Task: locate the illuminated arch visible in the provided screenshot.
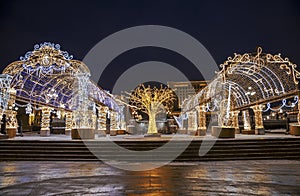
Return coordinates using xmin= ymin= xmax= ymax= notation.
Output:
xmin=2 ymin=42 xmax=118 ymax=111
xmin=183 ymin=47 xmax=300 ymax=113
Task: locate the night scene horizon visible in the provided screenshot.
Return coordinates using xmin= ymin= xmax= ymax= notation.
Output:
xmin=1 ymin=0 xmax=300 ymax=91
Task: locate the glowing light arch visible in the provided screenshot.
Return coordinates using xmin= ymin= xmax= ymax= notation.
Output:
xmin=182 ymin=47 xmax=300 ymax=131
xmin=2 ymin=42 xmax=119 ymax=112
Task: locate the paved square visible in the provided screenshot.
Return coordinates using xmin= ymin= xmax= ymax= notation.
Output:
xmin=0 ymin=160 xmax=299 ymax=195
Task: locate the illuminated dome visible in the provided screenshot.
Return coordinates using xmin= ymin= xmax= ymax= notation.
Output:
xmin=2 ymin=42 xmax=118 ymax=111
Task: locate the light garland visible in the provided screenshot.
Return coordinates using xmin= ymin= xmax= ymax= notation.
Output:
xmin=262 ymin=96 xmax=298 ymax=112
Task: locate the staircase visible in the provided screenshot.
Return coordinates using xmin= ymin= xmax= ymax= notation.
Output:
xmin=0 ymin=138 xmax=300 ymax=161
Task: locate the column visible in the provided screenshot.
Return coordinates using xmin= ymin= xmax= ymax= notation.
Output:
xmin=196 ymin=105 xmax=206 ymax=136
xmin=242 ymin=110 xmax=252 ymax=134
xmin=65 ymin=111 xmax=72 ymax=135
xmin=230 ymin=110 xmax=240 ymax=134
xmin=118 ymin=105 xmax=126 ymax=131
xmin=97 ymin=105 xmax=107 ymax=134
xmin=251 ymin=105 xmax=265 ymax=135
xmin=40 ymin=107 xmax=51 ymax=136
xmin=187 ymin=110 xmax=197 ymax=135
xmin=71 ymin=73 xmax=95 ymax=139
xmin=109 ymin=110 xmax=118 ymax=136
xmin=5 ymin=88 xmax=17 ymax=138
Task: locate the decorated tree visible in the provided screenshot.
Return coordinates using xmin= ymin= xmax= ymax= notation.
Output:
xmin=126 ymin=84 xmax=176 ymax=134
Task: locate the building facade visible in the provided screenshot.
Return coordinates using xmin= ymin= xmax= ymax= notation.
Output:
xmin=167 ymin=81 xmax=208 ymax=109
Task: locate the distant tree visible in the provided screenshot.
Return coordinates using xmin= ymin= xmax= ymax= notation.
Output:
xmin=126 ymin=84 xmax=175 ymax=134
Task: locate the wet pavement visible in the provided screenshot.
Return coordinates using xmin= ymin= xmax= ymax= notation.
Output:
xmin=8 ymin=130 xmax=298 ymax=142
xmin=0 ymin=160 xmax=299 ymax=195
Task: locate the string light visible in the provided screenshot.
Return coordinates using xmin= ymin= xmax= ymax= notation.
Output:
xmin=125 ymin=84 xmax=175 ymax=134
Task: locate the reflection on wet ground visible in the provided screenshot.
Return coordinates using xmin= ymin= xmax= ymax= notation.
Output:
xmin=0 ymin=160 xmax=299 ymax=195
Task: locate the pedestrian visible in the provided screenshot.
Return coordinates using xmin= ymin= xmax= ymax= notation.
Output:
xmin=285 ymin=113 xmax=290 ymax=134
xmin=1 ymin=114 xmax=7 ymax=134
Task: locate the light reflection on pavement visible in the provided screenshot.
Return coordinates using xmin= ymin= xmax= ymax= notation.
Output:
xmin=0 ymin=160 xmax=299 ymax=195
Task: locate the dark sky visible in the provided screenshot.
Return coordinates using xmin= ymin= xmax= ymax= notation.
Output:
xmin=0 ymin=0 xmax=300 ymax=91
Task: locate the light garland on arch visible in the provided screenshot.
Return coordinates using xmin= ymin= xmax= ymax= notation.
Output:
xmin=262 ymin=96 xmax=298 ymax=112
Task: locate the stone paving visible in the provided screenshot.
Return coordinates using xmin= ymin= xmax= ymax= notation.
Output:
xmin=0 ymin=160 xmax=299 ymax=195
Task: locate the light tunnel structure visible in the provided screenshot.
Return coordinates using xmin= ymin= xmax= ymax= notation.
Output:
xmin=181 ymin=47 xmax=300 ymax=134
xmin=0 ymin=42 xmax=122 ymax=138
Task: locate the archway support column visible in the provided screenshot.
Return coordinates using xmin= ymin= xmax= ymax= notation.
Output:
xmin=65 ymin=111 xmax=72 ymax=135
xmin=230 ymin=110 xmax=240 ymax=134
xmin=109 ymin=110 xmax=118 ymax=136
xmin=40 ymin=107 xmax=51 ymax=137
xmin=71 ymin=73 xmax=95 ymax=139
xmin=5 ymin=88 xmax=17 ymax=138
xmin=251 ymin=105 xmax=265 ymax=135
xmin=187 ymin=110 xmax=197 ymax=135
xmin=97 ymin=105 xmax=107 ymax=135
xmin=242 ymin=110 xmax=253 ymax=134
xmin=196 ymin=105 xmax=206 ymax=136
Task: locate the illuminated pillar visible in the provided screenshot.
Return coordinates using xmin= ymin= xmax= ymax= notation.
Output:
xmin=97 ymin=105 xmax=107 ymax=133
xmin=196 ymin=105 xmax=206 ymax=136
xmin=5 ymin=88 xmax=17 ymax=138
xmin=251 ymin=105 xmax=264 ymax=134
xmin=118 ymin=105 xmax=126 ymax=130
xmin=71 ymin=73 xmax=95 ymax=139
xmin=110 ymin=110 xmax=118 ymax=131
xmin=40 ymin=107 xmax=51 ymax=136
xmin=187 ymin=110 xmax=197 ymax=135
xmin=230 ymin=110 xmax=240 ymax=134
xmin=242 ymin=110 xmax=252 ymax=134
xmin=109 ymin=110 xmax=118 ymax=136
xmin=65 ymin=111 xmax=72 ymax=135
xmin=0 ymin=74 xmax=13 ymax=115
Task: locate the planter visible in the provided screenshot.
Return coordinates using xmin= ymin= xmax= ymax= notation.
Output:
xmin=110 ymin=130 xmax=117 ymax=136
xmin=71 ymin=128 xmax=95 ymax=139
xmin=40 ymin=128 xmax=50 ymax=137
xmin=117 ymin=130 xmax=126 ymax=135
xmin=6 ymin=128 xmax=16 ymax=138
xmin=290 ymin=124 xmax=300 ymax=136
xmin=212 ymin=126 xmax=235 ymax=138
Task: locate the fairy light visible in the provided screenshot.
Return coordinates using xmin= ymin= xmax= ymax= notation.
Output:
xmin=125 ymin=84 xmax=175 ymax=134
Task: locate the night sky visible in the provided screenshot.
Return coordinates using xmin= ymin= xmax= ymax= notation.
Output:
xmin=0 ymin=0 xmax=300 ymax=91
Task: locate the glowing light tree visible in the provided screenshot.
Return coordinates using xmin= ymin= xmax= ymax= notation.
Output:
xmin=126 ymin=84 xmax=175 ymax=135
